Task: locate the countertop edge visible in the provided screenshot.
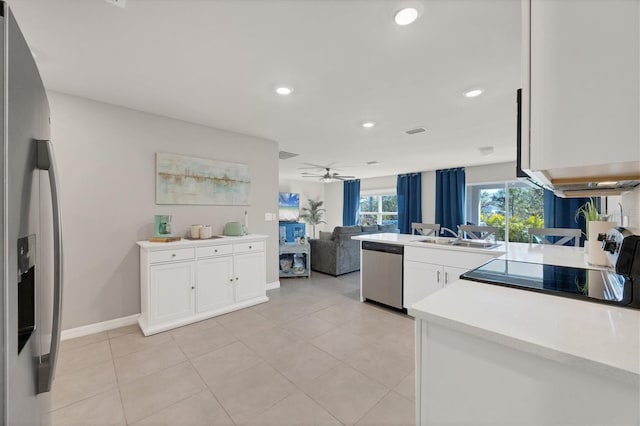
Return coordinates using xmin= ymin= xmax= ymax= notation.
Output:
xmin=408 ymin=306 xmax=640 ymax=385
xmin=137 ymin=234 xmax=269 ymax=250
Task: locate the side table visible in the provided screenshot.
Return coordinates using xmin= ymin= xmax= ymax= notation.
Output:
xmin=279 ymin=242 xmax=311 ymax=278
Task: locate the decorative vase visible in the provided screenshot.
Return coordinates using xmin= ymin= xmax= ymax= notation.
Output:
xmin=586 ymin=221 xmax=612 ymax=266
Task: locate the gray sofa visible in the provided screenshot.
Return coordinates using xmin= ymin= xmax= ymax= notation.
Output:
xmin=309 ymin=224 xmax=399 ymax=276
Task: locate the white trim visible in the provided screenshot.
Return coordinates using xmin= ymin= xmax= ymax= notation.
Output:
xmin=61 ymin=314 xmax=140 ymax=341
xmin=266 ymin=280 xmax=280 ymax=290
xmin=360 ymin=188 xmax=395 ymax=196
xmin=138 ymin=296 xmax=269 ymax=336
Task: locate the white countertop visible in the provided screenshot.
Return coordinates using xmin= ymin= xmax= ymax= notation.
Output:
xmin=137 ymin=234 xmax=269 ymax=251
xmin=406 ymin=241 xmax=639 ymax=382
xmin=352 ymin=232 xmax=509 ymax=255
xmin=351 ymin=233 xmax=427 ymax=245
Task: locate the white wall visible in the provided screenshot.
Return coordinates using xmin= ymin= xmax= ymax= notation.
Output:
xmin=49 ymin=92 xmax=279 ymax=330
xmin=278 ymin=179 xmax=326 ymax=236
xmin=621 ymin=186 xmax=640 ymax=228
xmin=465 ymin=161 xmax=517 ymax=184
xmin=324 ymin=182 xmax=343 ymax=231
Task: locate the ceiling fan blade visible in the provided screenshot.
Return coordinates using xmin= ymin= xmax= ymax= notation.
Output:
xmin=302 ymin=175 xmax=322 ymax=178
xmin=334 ymin=174 xmax=355 ymax=179
xmin=298 ymin=162 xmax=329 ymax=170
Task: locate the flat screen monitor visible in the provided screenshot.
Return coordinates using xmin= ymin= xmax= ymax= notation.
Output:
xmin=279 ymin=192 xmax=300 ymax=221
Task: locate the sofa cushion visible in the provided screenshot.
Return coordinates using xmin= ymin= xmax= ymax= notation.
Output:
xmin=361 ymin=225 xmax=378 ymax=233
xmin=378 ymin=224 xmax=399 ymax=233
xmin=331 ymin=226 xmax=362 ymax=239
xmin=319 ymin=231 xmax=333 ymax=240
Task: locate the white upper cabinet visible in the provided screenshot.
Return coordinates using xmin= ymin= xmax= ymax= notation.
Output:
xmin=522 ymin=0 xmax=640 ymax=186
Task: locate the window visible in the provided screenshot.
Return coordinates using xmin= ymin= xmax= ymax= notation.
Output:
xmin=359 ymin=192 xmax=398 ymax=226
xmin=466 ymin=181 xmax=544 ymax=242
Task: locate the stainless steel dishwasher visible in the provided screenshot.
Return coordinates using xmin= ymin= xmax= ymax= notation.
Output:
xmin=361 ymin=241 xmax=404 ymax=309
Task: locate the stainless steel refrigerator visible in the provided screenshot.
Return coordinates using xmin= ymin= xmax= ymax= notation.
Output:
xmin=1 ymin=1 xmax=63 ymax=425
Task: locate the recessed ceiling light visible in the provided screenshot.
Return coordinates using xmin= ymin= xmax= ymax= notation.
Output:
xmin=275 ymin=86 xmax=293 ymax=95
xmin=597 ymin=181 xmax=619 ymax=187
xmin=362 ymin=121 xmax=376 ymax=128
xmin=394 ymin=8 xmax=419 ymax=26
xmin=464 ymin=89 xmax=483 ymax=98
xmin=479 ymin=146 xmax=494 ymax=156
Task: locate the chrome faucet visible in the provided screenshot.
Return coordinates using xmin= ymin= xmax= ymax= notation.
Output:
xmin=440 ymin=227 xmax=462 ymax=239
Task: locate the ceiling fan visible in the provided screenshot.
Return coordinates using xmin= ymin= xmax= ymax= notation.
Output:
xmin=302 ymin=167 xmax=356 ymax=182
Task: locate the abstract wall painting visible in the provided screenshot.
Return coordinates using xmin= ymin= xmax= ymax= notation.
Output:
xmin=156 ymin=152 xmax=251 ymax=205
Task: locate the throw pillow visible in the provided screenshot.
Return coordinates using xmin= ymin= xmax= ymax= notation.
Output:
xmin=319 ymin=231 xmax=333 ymax=240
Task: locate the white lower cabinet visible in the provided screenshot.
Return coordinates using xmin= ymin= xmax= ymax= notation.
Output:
xmin=234 ymin=251 xmax=266 ymax=303
xmin=196 ymin=256 xmax=234 ymax=313
xmin=404 ymin=261 xmax=443 ymax=309
xmin=443 ymin=266 xmax=468 ymax=286
xmin=403 ymin=246 xmax=500 ymax=310
xmin=138 ymin=235 xmax=269 ymax=335
xmin=149 ymin=261 xmax=195 ymax=324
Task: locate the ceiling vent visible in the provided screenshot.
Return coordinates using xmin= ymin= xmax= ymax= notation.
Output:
xmin=405 ymin=127 xmax=427 ymax=135
xmin=279 ymin=151 xmax=299 ymax=160
xmin=105 ymin=0 xmax=127 ymax=8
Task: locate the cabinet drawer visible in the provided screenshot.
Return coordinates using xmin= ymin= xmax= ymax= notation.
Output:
xmin=196 ymin=244 xmax=233 ymax=258
xmin=234 ymin=241 xmax=264 ymax=254
xmin=149 ymin=248 xmax=195 ymax=264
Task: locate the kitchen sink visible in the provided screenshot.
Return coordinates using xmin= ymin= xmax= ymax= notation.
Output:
xmin=416 ymin=238 xmax=455 ymax=245
xmin=449 ymin=240 xmax=499 ymax=249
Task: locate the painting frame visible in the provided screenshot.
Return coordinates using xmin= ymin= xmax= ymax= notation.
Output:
xmin=155 ymin=152 xmax=251 ymax=206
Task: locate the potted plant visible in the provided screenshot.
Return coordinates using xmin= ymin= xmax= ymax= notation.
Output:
xmin=575 ymin=198 xmax=610 ymax=265
xmin=299 ymin=198 xmax=326 ymax=239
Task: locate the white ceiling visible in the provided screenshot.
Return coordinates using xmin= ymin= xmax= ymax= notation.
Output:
xmin=10 ymin=0 xmax=521 ymax=182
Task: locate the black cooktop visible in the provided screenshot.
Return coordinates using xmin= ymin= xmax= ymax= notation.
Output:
xmin=461 ymin=259 xmax=633 ymax=307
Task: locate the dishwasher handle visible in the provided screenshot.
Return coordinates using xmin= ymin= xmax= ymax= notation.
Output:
xmin=361 ymin=241 xmax=404 ymax=255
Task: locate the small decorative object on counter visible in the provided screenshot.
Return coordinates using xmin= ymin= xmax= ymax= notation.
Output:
xmin=190 ymin=224 xmax=203 ymax=239
xmin=154 ymin=214 xmax=173 ymax=237
xmin=223 ymin=222 xmax=244 ymax=236
xmin=575 ymin=198 xmax=610 ymax=266
xmin=199 ymin=225 xmax=212 ymax=239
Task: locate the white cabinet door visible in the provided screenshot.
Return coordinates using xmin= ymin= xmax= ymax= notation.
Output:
xmin=149 ymin=262 xmax=195 ymax=324
xmin=528 ymin=0 xmax=639 ymax=171
xmin=403 ymin=261 xmax=443 ymax=309
xmin=234 ymin=251 xmax=266 ymax=303
xmin=196 ymin=256 xmax=234 ymax=313
xmin=443 ymin=266 xmax=469 ymax=286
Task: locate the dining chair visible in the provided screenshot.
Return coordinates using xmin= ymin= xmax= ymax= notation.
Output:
xmin=458 ymin=225 xmax=499 ymax=240
xmin=411 ymin=223 xmax=441 ymax=236
xmin=528 ymin=227 xmax=581 ymax=246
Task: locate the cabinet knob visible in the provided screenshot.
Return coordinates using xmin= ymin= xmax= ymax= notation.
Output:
xmin=191 ymin=286 xmax=195 ymax=290
xmin=171 ymin=253 xmax=176 ymax=258
xmin=214 ymin=249 xmax=218 ymax=253
xmin=235 ymin=277 xmax=239 ymax=281
xmin=229 ymin=278 xmax=233 ymax=282
xmin=249 ymin=245 xmax=252 ymax=249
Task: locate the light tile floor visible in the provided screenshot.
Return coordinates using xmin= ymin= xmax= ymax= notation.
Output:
xmin=51 ymin=272 xmax=416 ymax=425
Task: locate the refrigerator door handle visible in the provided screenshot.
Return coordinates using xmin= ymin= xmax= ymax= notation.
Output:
xmin=36 ymin=139 xmax=63 ymax=394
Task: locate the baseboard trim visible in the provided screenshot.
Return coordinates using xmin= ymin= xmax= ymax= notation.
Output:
xmin=266 ymin=280 xmax=280 ymax=290
xmin=61 ymin=314 xmax=140 ymax=341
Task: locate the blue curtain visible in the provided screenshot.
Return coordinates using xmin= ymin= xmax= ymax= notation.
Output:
xmin=435 ymin=168 xmax=465 ymax=234
xmin=397 ymin=173 xmax=422 ymax=234
xmin=543 ymin=190 xmax=598 ymax=246
xmin=342 ymin=179 xmax=361 ymax=226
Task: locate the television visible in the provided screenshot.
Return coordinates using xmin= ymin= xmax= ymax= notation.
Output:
xmin=279 ymin=192 xmax=300 ymax=222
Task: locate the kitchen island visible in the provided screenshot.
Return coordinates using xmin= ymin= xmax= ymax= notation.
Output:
xmin=353 ymin=234 xmax=640 ymax=425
